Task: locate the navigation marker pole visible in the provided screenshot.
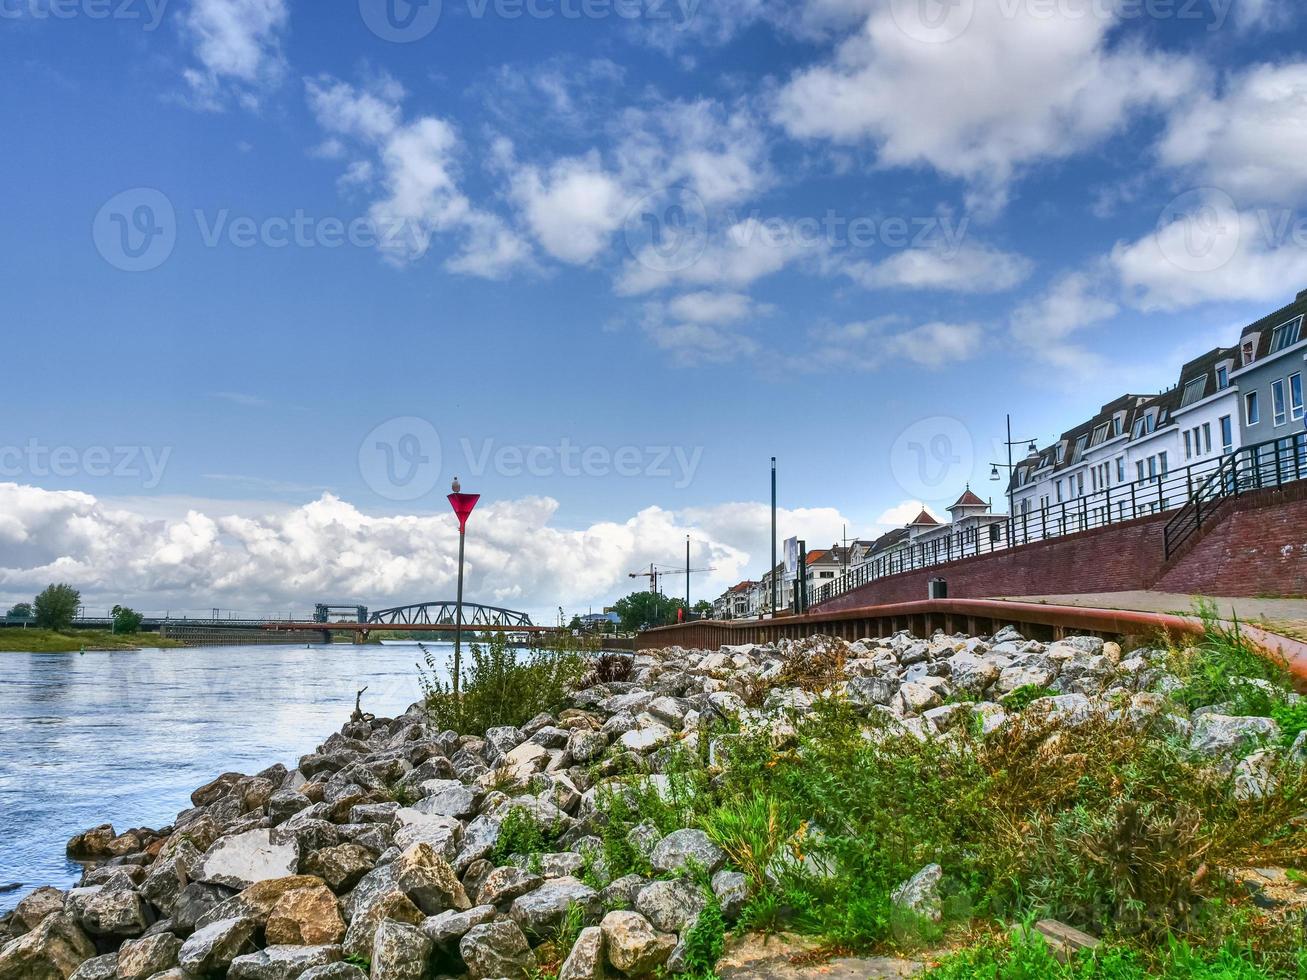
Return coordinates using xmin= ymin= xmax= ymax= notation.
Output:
xmin=448 ymin=479 xmax=480 ymax=710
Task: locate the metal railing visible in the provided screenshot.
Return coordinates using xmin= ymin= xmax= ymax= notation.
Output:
xmin=1164 ymin=432 xmax=1307 ymax=559
xmin=809 ymin=434 xmax=1307 ymax=607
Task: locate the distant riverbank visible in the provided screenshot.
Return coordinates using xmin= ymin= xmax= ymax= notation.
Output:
xmin=0 ymin=629 xmax=186 ymax=653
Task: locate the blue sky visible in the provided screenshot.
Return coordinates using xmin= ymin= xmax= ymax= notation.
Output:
xmin=3 ymin=0 xmax=1307 ymax=619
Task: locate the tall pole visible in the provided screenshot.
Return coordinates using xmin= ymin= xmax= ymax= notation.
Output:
xmin=685 ymin=535 xmax=691 ymax=613
xmin=1006 ymin=413 xmax=1015 ymax=546
xmin=454 ymin=525 xmax=466 ymax=704
xmin=770 ymin=457 xmax=777 ymax=615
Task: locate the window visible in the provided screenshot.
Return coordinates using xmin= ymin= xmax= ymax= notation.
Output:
xmin=1112 ymin=416 xmax=1123 ymax=437
xmin=1216 ymin=365 xmax=1229 ymax=390
xmin=1184 ymin=431 xmax=1193 ymax=460
xmin=1242 ymin=340 xmax=1256 ymax=366
xmin=1158 ymin=451 xmax=1168 ymax=477
xmin=1291 ymin=373 xmax=1304 ymax=421
xmin=1180 ymin=376 xmax=1208 ymax=407
xmin=1147 ymin=457 xmax=1158 ymax=482
xmin=1056 ymin=444 xmax=1066 ymax=464
xmin=1116 ymin=457 xmax=1125 ymax=482
xmin=1220 ymin=415 xmax=1233 ymax=454
xmin=1132 ymin=417 xmax=1145 ymax=439
xmin=1055 ymin=479 xmax=1063 ymax=503
xmin=1246 ymin=391 xmax=1261 ymax=425
xmin=1136 ymin=460 xmax=1145 ymax=482
xmin=1273 ymin=379 xmax=1287 ymax=427
xmin=1090 ymin=422 xmax=1110 ymax=447
xmin=1077 ymin=473 xmax=1084 ymax=495
xmin=1203 ymin=422 xmax=1212 ymax=454
xmin=1073 ymin=434 xmax=1089 ymax=461
xmin=1270 ymin=316 xmax=1303 ymax=352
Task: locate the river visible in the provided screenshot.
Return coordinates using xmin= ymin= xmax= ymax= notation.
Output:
xmin=0 ymin=642 xmax=453 ymax=913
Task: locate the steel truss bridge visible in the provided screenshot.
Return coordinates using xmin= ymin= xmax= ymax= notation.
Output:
xmin=365 ymin=602 xmax=534 ymax=629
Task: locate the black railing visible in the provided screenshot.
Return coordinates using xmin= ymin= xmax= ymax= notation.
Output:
xmin=809 ymin=434 xmax=1307 ymax=608
xmin=1164 ymin=433 xmax=1307 ymax=559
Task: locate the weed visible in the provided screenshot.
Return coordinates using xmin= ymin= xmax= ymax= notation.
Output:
xmin=676 ymin=896 xmax=727 ymax=979
xmin=1002 ymin=684 xmax=1057 ymax=712
xmin=1169 ymin=603 xmax=1293 ymax=715
xmin=1270 ymin=701 xmax=1307 ymax=748
xmin=493 ymin=806 xmax=553 ymax=865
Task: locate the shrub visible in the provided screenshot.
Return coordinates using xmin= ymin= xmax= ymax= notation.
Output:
xmin=419 ymin=634 xmax=588 ymax=736
xmin=676 ymin=896 xmax=727 ymax=979
xmin=1170 ymin=603 xmax=1293 ymax=715
xmin=1001 ymin=684 xmax=1057 ymax=712
xmin=1270 ymin=700 xmax=1307 ymax=748
xmin=586 ymin=652 xmax=635 ymax=685
xmin=492 ymin=806 xmax=556 ymax=865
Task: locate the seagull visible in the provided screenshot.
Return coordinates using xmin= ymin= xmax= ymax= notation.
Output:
xmin=451 ymin=477 xmax=461 ymax=493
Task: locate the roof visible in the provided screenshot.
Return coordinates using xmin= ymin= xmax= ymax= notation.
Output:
xmin=908 ymin=509 xmax=939 ymax=526
xmin=949 ymin=488 xmax=988 ymax=509
xmin=805 ymin=550 xmax=832 ymax=565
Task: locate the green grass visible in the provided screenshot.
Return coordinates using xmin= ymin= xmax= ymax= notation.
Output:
xmin=0 ymin=629 xmax=185 ymax=652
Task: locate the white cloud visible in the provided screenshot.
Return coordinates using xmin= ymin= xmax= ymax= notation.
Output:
xmin=305 ymin=75 xmax=532 ymax=278
xmin=874 ymin=499 xmax=929 ymax=528
xmin=1010 ymin=270 xmax=1119 ymax=372
xmin=844 ymin=242 xmax=1032 ymax=293
xmin=1158 ymin=63 xmax=1307 ymax=206
xmin=182 ymin=0 xmax=289 ymax=110
xmin=1110 ymin=206 xmax=1307 ymax=311
xmin=665 ymin=291 xmax=759 ymax=324
xmin=637 ymin=292 xmax=768 ymax=365
xmin=774 ymin=3 xmax=1194 ymax=210
xmin=0 ymin=483 xmax=855 ymax=622
xmin=508 ymin=153 xmax=628 ymax=265
xmin=618 ymin=217 xmax=813 ymax=295
xmin=798 ymin=318 xmax=983 ymax=372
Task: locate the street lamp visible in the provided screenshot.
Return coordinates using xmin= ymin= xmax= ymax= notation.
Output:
xmin=989 ymin=414 xmax=1040 ymax=545
xmin=447 ymin=477 xmax=480 ymax=708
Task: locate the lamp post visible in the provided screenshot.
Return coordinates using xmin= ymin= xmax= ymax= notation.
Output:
xmin=447 ymin=477 xmax=480 ymax=707
xmin=770 ymin=457 xmax=777 ymax=616
xmin=989 ymin=414 xmax=1039 ymax=546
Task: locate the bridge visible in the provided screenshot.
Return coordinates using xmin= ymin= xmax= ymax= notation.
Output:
xmin=1 ymin=600 xmax=546 ymax=647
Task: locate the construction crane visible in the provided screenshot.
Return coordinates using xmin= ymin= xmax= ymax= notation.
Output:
xmin=628 ymin=562 xmax=715 ymax=597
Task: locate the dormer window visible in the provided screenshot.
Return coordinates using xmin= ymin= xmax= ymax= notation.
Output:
xmin=1073 ymin=434 xmax=1088 ymax=461
xmin=1089 ymin=422 xmax=1109 ymax=447
xmin=1112 ymin=416 xmax=1123 ymax=436
xmin=1242 ymin=340 xmax=1256 ymax=365
xmin=1131 ymin=411 xmax=1157 ymax=439
xmin=1271 ymin=316 xmax=1303 ymax=352
xmin=1216 ymin=365 xmax=1229 ymax=390
xmin=1055 ymin=444 xmax=1066 ymax=464
xmin=1180 ymin=375 xmax=1208 ymax=407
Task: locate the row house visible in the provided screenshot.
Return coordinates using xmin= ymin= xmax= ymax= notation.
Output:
xmin=1233 ymin=294 xmax=1307 ymax=475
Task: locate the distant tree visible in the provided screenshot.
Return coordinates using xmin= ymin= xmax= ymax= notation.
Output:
xmin=612 ymin=591 xmax=686 ymax=633
xmin=567 ymin=614 xmax=584 ymax=632
xmin=112 ymin=605 xmax=143 ymax=634
xmin=692 ymin=600 xmax=714 ymax=618
xmin=33 ymin=584 xmax=80 ymax=630
xmin=6 ymin=602 xmax=32 ymax=619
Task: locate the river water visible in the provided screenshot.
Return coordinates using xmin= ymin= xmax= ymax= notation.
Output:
xmin=0 ymin=642 xmax=453 ymax=913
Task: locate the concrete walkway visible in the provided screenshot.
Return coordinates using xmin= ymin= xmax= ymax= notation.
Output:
xmin=997 ymin=592 xmax=1307 ymax=642
xmin=717 ymin=934 xmax=925 ymax=978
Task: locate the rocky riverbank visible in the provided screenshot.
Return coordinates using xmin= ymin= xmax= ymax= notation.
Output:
xmin=2 ymin=626 xmax=1305 ymax=980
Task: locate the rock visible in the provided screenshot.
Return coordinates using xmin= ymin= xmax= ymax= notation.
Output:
xmin=14 ymin=888 xmax=66 ymax=932
xmin=413 ymin=781 xmax=482 ymax=820
xmin=600 ymin=875 xmax=648 ymax=912
xmin=1189 ymin=715 xmax=1280 ymax=758
xmin=635 ymin=878 xmax=706 ymax=933
xmin=176 ymin=917 xmax=257 ymax=974
xmin=0 ymin=914 xmax=96 ymax=980
xmin=115 ymin=933 xmax=182 ymax=980
xmin=1031 ymin=919 xmax=1100 ymax=964
xmin=509 ymin=877 xmax=600 ymax=939
xmin=390 ymin=810 xmax=463 ymax=858
xmin=601 ymin=911 xmax=674 ymax=975
xmin=1233 ymin=750 xmax=1279 ymax=802
xmin=70 ymin=888 xmax=150 ymax=938
xmin=711 ymin=870 xmax=748 ymax=921
xmin=558 ymin=925 xmax=605 ymax=980
xmin=196 ymin=830 xmax=300 ymax=890
xmin=66 ymin=825 xmax=117 ymax=859
xmin=567 ymin=730 xmax=608 ymax=764
xmin=302 ymin=845 xmax=376 ymax=893
xmin=891 ymin=864 xmax=942 ymax=923
xmin=485 ymin=726 xmax=524 ymax=755
xmin=459 ymin=920 xmax=536 ymax=980
xmin=846 ymin=677 xmax=898 ymax=710
xmin=949 ymin=655 xmax=999 ymax=697
xmin=265 ymin=883 xmax=345 ymax=946
xmin=996 ymin=665 xmax=1056 ymax=695
xmin=1291 ymin=729 xmax=1307 ymax=762
xmin=298 ymin=965 xmax=366 ymax=980
xmin=477 ymin=866 xmax=543 ymax=908
xmin=388 ymin=842 xmax=471 ymax=915
xmin=896 ymin=681 xmax=942 ymax=714
xmin=619 ymin=725 xmax=673 ymax=754
xmin=170 ymin=882 xmax=233 ymax=935
xmin=650 ymin=830 xmax=727 ymax=876
xmin=195 ymin=876 xmax=325 ymax=933
xmin=228 ymin=945 xmax=342 ymax=980
xmin=370 ymin=920 xmax=432 ymax=980
xmin=341 ymin=892 xmax=423 ymax=960
xmin=67 ymin=953 xmax=117 ymax=980
xmin=420 ymin=905 xmax=496 ymax=948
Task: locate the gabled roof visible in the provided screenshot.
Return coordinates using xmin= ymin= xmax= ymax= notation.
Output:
xmin=805 ymin=549 xmax=832 ymax=565
xmin=908 ymin=509 xmax=939 ymax=526
xmin=950 ymin=488 xmax=988 ymax=509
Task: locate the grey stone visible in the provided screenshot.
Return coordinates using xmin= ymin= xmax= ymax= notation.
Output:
xmin=228 ymin=944 xmax=343 ymax=980
xmin=509 ymin=877 xmax=600 ymax=939
xmin=68 ymin=953 xmax=117 ymax=980
xmin=601 ymin=911 xmax=674 ymax=975
xmin=558 ymin=925 xmax=605 ymax=980
xmin=421 ymin=904 xmax=496 ymax=947
xmin=650 ymin=830 xmax=727 ymax=876
xmin=177 ymin=916 xmax=256 ymax=974
xmin=70 ymin=888 xmax=150 ymax=938
xmin=299 ymin=966 xmax=367 ymax=980
xmin=370 ymin=920 xmax=431 ymax=980
xmin=477 ymin=866 xmax=544 ymax=908
xmin=115 ymin=933 xmax=182 ymax=980
xmin=1189 ymin=715 xmax=1280 ymax=758
xmin=459 ymin=920 xmax=536 ymax=980
xmin=413 ymin=780 xmax=482 ymax=820
xmin=635 ymin=878 xmax=706 ymax=933
xmin=891 ymin=864 xmax=942 ymax=923
xmin=711 ymin=870 xmax=748 ymax=921
xmin=846 ymin=677 xmax=898 ymax=710
xmin=196 ymin=830 xmax=300 ymax=891
xmin=567 ymin=730 xmax=608 ymax=764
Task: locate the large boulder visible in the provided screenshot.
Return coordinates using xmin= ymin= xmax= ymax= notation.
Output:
xmin=196 ymin=830 xmax=300 ymax=890
xmin=459 ymin=920 xmax=536 ymax=980
xmin=302 ymin=844 xmax=376 ymax=893
xmin=342 ymin=892 xmax=423 ymax=961
xmin=558 ymin=925 xmax=605 ymax=980
xmin=420 ymin=905 xmax=496 ymax=948
xmin=650 ymin=830 xmax=726 ymax=876
xmin=477 ymin=866 xmax=543 ymax=908
xmin=264 ymin=883 xmax=345 ymax=946
xmin=195 ymin=876 xmax=325 ymax=932
xmin=370 ymin=920 xmax=432 ymax=980
xmin=0 ymin=914 xmax=96 ymax=980
xmin=114 ymin=933 xmax=182 ymax=980
xmin=634 ymin=878 xmax=706 ymax=933
xmin=68 ymin=888 xmax=150 ymax=939
xmin=177 ymin=916 xmax=257 ymax=974
xmin=13 ymin=888 xmax=66 ymax=933
xmin=509 ymin=877 xmax=600 ymax=939
xmin=228 ymin=944 xmax=343 ymax=980
xmin=891 ymin=863 xmax=943 ymax=923
xmin=600 ymin=911 xmax=674 ymax=975
xmin=1189 ymin=715 xmax=1280 ymax=758
xmin=66 ymin=954 xmax=116 ymax=980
